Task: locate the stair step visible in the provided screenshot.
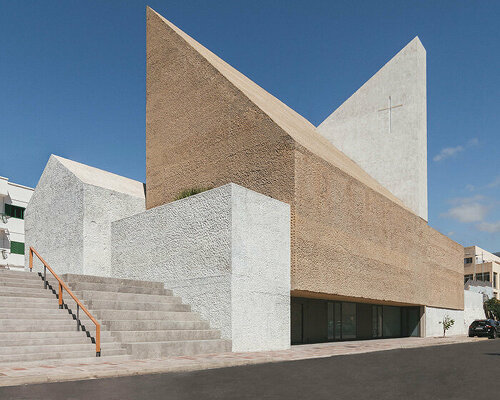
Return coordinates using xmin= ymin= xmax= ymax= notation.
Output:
xmin=94 ymin=310 xmax=199 ymax=321
xmin=125 ymin=339 xmax=231 ymax=358
xmin=111 ymin=329 xmax=222 ymax=343
xmin=0 ymin=341 xmax=124 ymax=356
xmin=0 ymin=278 xmax=44 ymax=289
xmin=73 ymin=290 xmax=175 ymax=303
xmin=0 ymin=319 xmax=82 ymax=332
xmin=0 ymin=271 xmax=39 ymax=281
xmin=68 ymin=282 xmax=168 ymax=295
xmin=0 ymin=288 xmax=54 ymax=298
xmin=0 ymin=271 xmax=231 ymax=360
xmin=0 ymin=335 xmax=117 ymax=347
xmin=0 ymin=298 xmax=58 ymax=308
xmin=0 ymin=337 xmax=94 ymax=347
xmin=61 ymin=274 xmax=165 ymax=290
xmin=104 ymin=319 xmax=210 ymax=332
xmin=0 ymin=330 xmax=114 ymax=341
xmin=86 ymin=298 xmax=184 ymax=311
xmin=0 ymin=310 xmax=73 ymax=320
xmin=0 ymin=354 xmax=132 ymax=367
xmin=0 ymin=347 xmax=127 ymax=363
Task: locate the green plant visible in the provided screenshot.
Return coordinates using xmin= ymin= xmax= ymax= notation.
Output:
xmin=439 ymin=315 xmax=455 ymax=337
xmin=174 ymin=187 xmax=210 ymax=201
xmin=484 ymin=298 xmax=500 ymax=320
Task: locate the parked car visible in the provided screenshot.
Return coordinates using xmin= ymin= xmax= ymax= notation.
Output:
xmin=468 ymin=319 xmax=500 ymax=339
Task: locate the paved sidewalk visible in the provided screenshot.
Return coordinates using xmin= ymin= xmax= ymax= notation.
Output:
xmin=0 ymin=336 xmax=486 ymax=387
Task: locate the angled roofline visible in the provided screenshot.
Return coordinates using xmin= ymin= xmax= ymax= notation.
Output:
xmin=148 ymin=7 xmax=410 ymax=213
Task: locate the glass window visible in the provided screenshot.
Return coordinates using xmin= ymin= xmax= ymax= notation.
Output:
xmin=334 ymin=303 xmax=341 ymax=340
xmin=476 ymin=273 xmax=490 ymax=282
xmin=4 ymin=204 xmax=25 ymax=219
xmin=341 ymin=302 xmax=356 ymax=339
xmin=327 ymin=303 xmax=334 ymax=340
xmin=464 ymin=257 xmax=473 ymax=264
xmin=372 ymin=305 xmax=382 ymax=338
xmin=464 ymin=274 xmax=474 ymax=284
xmin=10 ymin=241 xmax=25 ymax=255
xmin=383 ymin=306 xmax=401 ymax=337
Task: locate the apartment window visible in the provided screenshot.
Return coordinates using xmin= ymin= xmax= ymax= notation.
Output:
xmin=10 ymin=241 xmax=25 ymax=255
xmin=4 ymin=204 xmax=25 ymax=219
xmin=494 ymin=272 xmax=498 ymax=289
xmin=464 ymin=257 xmax=473 ymax=264
xmin=464 ymin=274 xmax=474 ymax=284
xmin=475 ymin=272 xmax=490 ymax=282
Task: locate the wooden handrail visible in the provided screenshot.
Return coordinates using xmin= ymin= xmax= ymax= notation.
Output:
xmin=29 ymin=247 xmax=101 ymax=356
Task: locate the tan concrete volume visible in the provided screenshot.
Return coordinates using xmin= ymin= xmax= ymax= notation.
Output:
xmin=145 ymin=8 xmax=464 ymax=310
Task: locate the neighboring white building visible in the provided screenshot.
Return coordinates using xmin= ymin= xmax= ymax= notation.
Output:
xmin=0 ymin=176 xmax=34 ymax=270
xmin=464 ymin=245 xmax=500 ymax=299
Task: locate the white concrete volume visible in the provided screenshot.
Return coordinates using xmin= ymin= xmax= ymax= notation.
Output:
xmin=111 ymin=184 xmax=291 ymax=352
xmin=24 ymin=155 xmax=145 ymax=277
xmin=317 ymin=37 xmax=428 ymax=220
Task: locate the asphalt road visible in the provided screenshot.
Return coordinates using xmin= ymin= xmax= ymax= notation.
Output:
xmin=2 ymin=339 xmax=500 ymax=400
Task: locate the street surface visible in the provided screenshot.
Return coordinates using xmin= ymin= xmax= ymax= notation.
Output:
xmin=2 ymin=339 xmax=499 ymax=400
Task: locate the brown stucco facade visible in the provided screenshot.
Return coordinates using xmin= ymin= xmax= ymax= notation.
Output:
xmin=145 ymin=8 xmax=464 ymax=311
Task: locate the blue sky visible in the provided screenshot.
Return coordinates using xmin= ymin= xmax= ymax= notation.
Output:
xmin=1 ymin=0 xmax=499 ymax=251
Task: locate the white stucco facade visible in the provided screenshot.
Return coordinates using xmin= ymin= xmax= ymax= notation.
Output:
xmin=0 ymin=177 xmax=34 ymax=270
xmin=425 ymin=290 xmax=486 ymax=337
xmin=24 ymin=155 xmax=145 ymax=276
xmin=317 ymin=37 xmax=428 ymax=220
xmin=111 ymin=184 xmax=291 ymax=352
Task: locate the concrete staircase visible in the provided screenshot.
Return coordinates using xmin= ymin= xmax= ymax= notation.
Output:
xmin=0 ymin=270 xmax=128 ymax=364
xmin=62 ymin=274 xmax=231 ymax=358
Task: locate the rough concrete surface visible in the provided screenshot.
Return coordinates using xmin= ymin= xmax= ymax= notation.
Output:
xmin=317 ymin=37 xmax=428 ymax=220
xmin=111 ymin=184 xmax=290 ymax=352
xmin=25 ymin=155 xmax=145 ymax=276
xmin=144 ymin=8 xmax=463 ymax=311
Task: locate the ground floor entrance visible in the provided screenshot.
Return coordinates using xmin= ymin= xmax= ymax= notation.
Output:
xmin=291 ymin=297 xmax=421 ymax=344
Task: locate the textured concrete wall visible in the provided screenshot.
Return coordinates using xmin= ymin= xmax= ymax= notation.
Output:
xmin=230 ymin=186 xmax=291 ymax=351
xmin=82 ymin=185 xmax=145 ymax=276
xmin=464 ymin=290 xmax=486 ymax=329
xmin=111 ymin=184 xmax=291 ymax=352
xmin=293 ymin=147 xmax=464 ymax=310
xmin=317 ymin=38 xmax=428 ymax=221
xmin=145 ymin=8 xmax=463 ymax=311
xmin=145 ymin=8 xmax=295 ymax=210
xmin=25 ymin=155 xmax=145 ymax=276
xmin=25 ymin=157 xmax=84 ymax=274
xmin=425 ymin=306 xmax=465 ymax=337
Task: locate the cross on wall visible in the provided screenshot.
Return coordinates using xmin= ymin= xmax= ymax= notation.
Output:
xmin=378 ymin=96 xmax=403 ymax=133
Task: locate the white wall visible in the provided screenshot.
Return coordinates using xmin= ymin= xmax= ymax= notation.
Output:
xmin=111 ymin=184 xmax=291 ymax=352
xmin=317 ymin=37 xmax=427 ymax=220
xmin=425 ymin=306 xmax=465 ymax=337
xmin=464 ymin=290 xmax=486 ymax=328
xmin=425 ymin=290 xmax=487 ymax=337
xmin=25 ymin=155 xmax=145 ymax=276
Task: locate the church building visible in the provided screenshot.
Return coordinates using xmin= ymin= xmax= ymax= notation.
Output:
xmin=24 ymin=8 xmax=465 ymax=355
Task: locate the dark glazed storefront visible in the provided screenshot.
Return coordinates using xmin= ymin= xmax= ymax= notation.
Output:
xmin=291 ymin=297 xmax=421 ymax=344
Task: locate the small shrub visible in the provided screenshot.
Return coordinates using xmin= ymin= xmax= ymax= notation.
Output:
xmin=174 ymin=187 xmax=210 ymax=201
xmin=439 ymin=315 xmax=455 ymax=337
xmin=484 ymin=298 xmax=500 ymax=320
